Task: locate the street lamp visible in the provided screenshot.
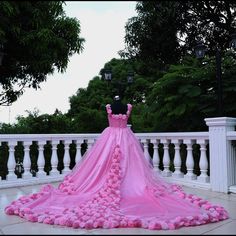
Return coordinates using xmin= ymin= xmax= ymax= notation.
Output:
xmin=230 ymin=33 xmax=236 ymax=49
xmin=194 ymin=40 xmax=207 ymax=59
xmin=103 ymin=68 xmax=134 ymax=97
xmin=104 ymin=68 xmax=112 ymax=81
xmin=194 ymin=34 xmax=236 ymax=117
xmin=0 ymin=44 xmax=5 ymax=66
xmin=127 ymin=71 xmax=134 ymax=84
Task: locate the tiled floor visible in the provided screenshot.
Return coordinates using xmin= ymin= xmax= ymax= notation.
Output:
xmin=0 ymin=182 xmax=236 ymax=235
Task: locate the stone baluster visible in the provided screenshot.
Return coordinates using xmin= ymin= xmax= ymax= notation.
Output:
xmin=141 ymin=139 xmax=152 ymax=164
xmin=22 ymin=141 xmax=32 ymax=178
xmin=50 ymin=140 xmax=59 ymax=176
xmin=197 ymin=140 xmax=210 ymax=183
xmin=151 ymin=139 xmax=160 ymax=172
xmin=87 ymin=139 xmax=95 ymax=152
xmin=62 ymin=140 xmax=71 ymax=174
xmin=161 ymin=139 xmax=171 ymax=177
xmin=37 ymin=141 xmax=46 ymax=177
xmin=172 ymin=139 xmax=184 ymax=178
xmin=6 ymin=142 xmax=17 ymax=180
xmin=75 ymin=139 xmax=83 ymax=163
xmin=184 ymin=139 xmax=197 ymax=180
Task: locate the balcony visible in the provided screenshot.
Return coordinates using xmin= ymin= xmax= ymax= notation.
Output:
xmin=0 ymin=117 xmax=236 ymax=234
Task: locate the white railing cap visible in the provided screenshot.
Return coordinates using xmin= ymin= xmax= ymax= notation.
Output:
xmin=205 ymin=117 xmax=236 ymax=127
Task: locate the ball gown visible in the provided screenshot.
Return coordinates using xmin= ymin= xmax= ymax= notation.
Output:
xmin=5 ymin=103 xmax=229 ymax=230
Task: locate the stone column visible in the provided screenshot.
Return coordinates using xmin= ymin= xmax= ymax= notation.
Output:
xmin=205 ymin=117 xmax=236 ymax=193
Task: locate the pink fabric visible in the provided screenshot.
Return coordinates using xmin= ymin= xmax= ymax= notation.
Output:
xmin=5 ymin=103 xmax=229 ymax=230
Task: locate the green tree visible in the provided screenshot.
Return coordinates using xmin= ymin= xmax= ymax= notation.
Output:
xmin=66 ymin=58 xmax=155 ymax=132
xmin=0 ymin=108 xmax=73 ymax=134
xmin=120 ymin=1 xmax=236 ymax=74
xmin=0 ymin=1 xmax=84 ymax=105
xmin=147 ymin=52 xmax=236 ymax=132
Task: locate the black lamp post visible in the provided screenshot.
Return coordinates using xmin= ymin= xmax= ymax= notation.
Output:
xmin=127 ymin=71 xmax=134 ymax=84
xmin=230 ymin=33 xmax=236 ymax=49
xmin=0 ymin=44 xmax=5 ymax=66
xmin=194 ymin=34 xmax=236 ymax=117
xmin=104 ymin=68 xmax=112 ymax=81
xmin=103 ymin=69 xmax=134 ymax=97
xmin=194 ymin=40 xmax=207 ymax=59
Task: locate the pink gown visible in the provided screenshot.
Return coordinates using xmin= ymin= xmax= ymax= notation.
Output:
xmin=5 ymin=104 xmax=228 ymax=230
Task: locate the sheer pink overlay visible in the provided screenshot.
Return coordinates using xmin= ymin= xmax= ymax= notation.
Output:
xmin=5 ymin=104 xmax=228 ymax=230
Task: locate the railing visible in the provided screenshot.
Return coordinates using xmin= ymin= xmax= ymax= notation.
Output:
xmin=0 ymin=117 xmax=236 ymax=193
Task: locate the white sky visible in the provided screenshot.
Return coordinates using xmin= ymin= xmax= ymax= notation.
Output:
xmin=0 ymin=1 xmax=137 ymax=124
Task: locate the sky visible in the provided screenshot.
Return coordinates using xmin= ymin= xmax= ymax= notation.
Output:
xmin=0 ymin=1 xmax=137 ymax=124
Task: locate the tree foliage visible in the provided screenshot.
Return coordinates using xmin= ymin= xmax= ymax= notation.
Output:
xmin=0 ymin=108 xmax=73 ymax=134
xmin=67 ymin=58 xmax=154 ymax=132
xmin=120 ymin=1 xmax=236 ymax=74
xmin=1 ymin=1 xmax=236 ymax=134
xmin=147 ymin=52 xmax=236 ymax=131
xmin=0 ymin=1 xmax=84 ymax=105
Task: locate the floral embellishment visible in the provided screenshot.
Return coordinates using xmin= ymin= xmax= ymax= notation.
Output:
xmin=106 ymin=104 xmax=112 ymax=114
xmin=127 ymin=104 xmax=132 ymax=116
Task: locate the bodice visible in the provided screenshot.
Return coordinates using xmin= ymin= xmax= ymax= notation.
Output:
xmin=106 ymin=104 xmax=132 ymax=128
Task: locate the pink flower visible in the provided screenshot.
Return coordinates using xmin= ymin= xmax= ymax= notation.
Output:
xmin=66 ymin=219 xmax=73 ymax=227
xmin=103 ymin=221 xmax=111 ymax=228
xmin=81 ymin=215 xmax=90 ymax=221
xmin=120 ymin=220 xmax=127 ymax=227
xmin=127 ymin=221 xmax=135 ymax=227
xmin=168 ymin=223 xmax=176 ymax=230
xmin=148 ymin=221 xmax=156 ymax=230
xmin=84 ymin=220 xmax=93 ymax=229
xmin=5 ymin=207 xmax=14 ymax=215
xmin=160 ymin=221 xmax=169 ymax=230
xmin=93 ymin=221 xmax=99 ymax=228
xmin=14 ymin=209 xmax=19 ymax=215
xmin=43 ymin=218 xmax=54 ymax=225
xmin=29 ymin=193 xmax=38 ymax=200
xmin=29 ymin=215 xmax=38 ymax=222
xmin=23 ymin=208 xmax=32 ymax=214
xmin=38 ymin=215 xmax=47 ymax=223
xmin=79 ymin=222 xmax=86 ymax=228
xmin=72 ymin=220 xmax=80 ymax=228
xmin=40 ymin=184 xmax=53 ymax=192
xmin=141 ymin=221 xmax=148 ymax=228
xmin=58 ymin=217 xmax=67 ymax=225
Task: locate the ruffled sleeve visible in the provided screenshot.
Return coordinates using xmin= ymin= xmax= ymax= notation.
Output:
xmin=106 ymin=104 xmax=112 ymax=115
xmin=127 ymin=104 xmax=132 ymax=116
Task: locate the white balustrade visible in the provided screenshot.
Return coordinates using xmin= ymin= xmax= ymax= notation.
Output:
xmin=197 ymin=140 xmax=209 ymax=183
xmin=161 ymin=139 xmax=171 ymax=177
xmin=87 ymin=139 xmax=95 ymax=152
xmin=22 ymin=141 xmax=32 ymax=178
xmin=62 ymin=140 xmax=71 ymax=174
xmin=172 ymin=139 xmax=184 ymax=178
xmin=75 ymin=140 xmax=83 ymax=163
xmin=141 ymin=139 xmax=152 ymax=164
xmin=37 ymin=141 xmax=46 ymax=177
xmin=151 ymin=139 xmax=160 ymax=172
xmin=184 ymin=140 xmax=197 ymax=180
xmin=6 ymin=141 xmax=17 ymax=180
xmin=205 ymin=117 xmax=236 ymax=193
xmin=0 ymin=126 xmax=236 ymax=193
xmin=50 ymin=140 xmax=59 ymax=176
